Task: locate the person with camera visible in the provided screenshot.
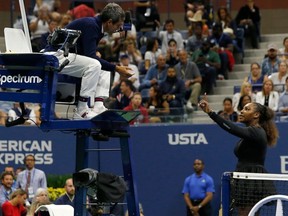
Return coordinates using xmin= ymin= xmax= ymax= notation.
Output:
xmin=45 ymin=3 xmax=133 ymax=119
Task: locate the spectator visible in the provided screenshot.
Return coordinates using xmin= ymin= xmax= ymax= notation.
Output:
xmin=261 ymin=43 xmax=281 ymax=76
xmin=139 ymin=54 xmax=168 ymax=91
xmin=2 ymin=189 xmax=27 ymax=216
xmin=278 ymin=37 xmax=288 ymax=63
xmin=216 ymin=6 xmax=237 ymax=37
xmin=4 ymin=166 xmax=17 ymax=188
xmin=16 ymin=155 xmax=47 ymax=203
xmin=186 ymin=22 xmax=205 ymax=56
xmin=113 ymin=54 xmax=140 ymax=90
xmin=40 ymin=19 xmax=58 ymax=50
xmin=278 ymin=77 xmax=288 ymax=121
xmin=184 ymin=0 xmax=212 ymax=28
xmin=7 ymin=103 xmax=37 ymax=126
xmin=33 ymin=0 xmax=56 ymax=14
xmin=244 ymin=62 xmax=266 ymax=93
xmin=0 ymin=172 xmax=16 ymax=206
xmin=29 ymin=5 xmax=50 ymax=52
xmin=113 ymin=54 xmax=140 ymax=91
xmin=218 ymin=97 xmax=238 ymax=122
xmin=27 ymin=188 xmax=51 ymax=216
xmin=59 ymin=13 xmax=72 ymax=28
xmin=156 ymin=19 xmax=184 ymax=55
xmin=175 ymin=49 xmax=202 ymax=110
xmin=268 ymin=61 xmax=288 ymax=94
xmin=143 ymin=37 xmax=161 ymax=72
xmin=123 ymin=92 xmax=149 ymax=125
xmin=208 ymin=22 xmax=234 ymax=79
xmin=145 ymin=85 xmax=170 ymax=123
xmin=237 ymin=94 xmax=252 ymax=115
xmin=134 ymin=0 xmax=160 ymax=31
xmin=165 ymin=38 xmax=179 ymax=66
xmin=182 ymin=159 xmax=215 ymax=216
xmin=256 ymin=79 xmax=279 ymax=111
xmin=191 ymin=40 xmax=219 ymax=94
xmin=160 ymin=66 xmax=185 ymax=119
xmin=114 ymin=80 xmax=135 ymax=110
xmin=54 ymin=178 xmax=75 ymax=207
xmin=119 ymin=39 xmax=142 ymax=66
xmin=235 ymin=0 xmax=261 ymax=49
xmin=15 ymin=167 xmax=25 ymax=180
xmin=232 ymin=81 xmax=256 ymax=112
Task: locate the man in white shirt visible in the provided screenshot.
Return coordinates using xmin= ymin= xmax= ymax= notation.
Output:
xmin=156 ymin=19 xmax=184 ymax=55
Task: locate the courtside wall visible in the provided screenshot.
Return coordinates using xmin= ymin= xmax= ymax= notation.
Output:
xmin=0 ymin=122 xmax=287 ymax=215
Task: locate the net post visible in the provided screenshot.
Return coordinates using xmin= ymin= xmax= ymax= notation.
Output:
xmin=221 ymin=172 xmax=232 ymax=216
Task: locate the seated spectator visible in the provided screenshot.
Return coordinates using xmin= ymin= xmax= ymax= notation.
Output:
xmin=175 ymin=49 xmax=202 ymax=110
xmin=123 ymin=92 xmax=149 ymax=125
xmin=113 ymin=54 xmax=140 ymax=91
xmin=278 ymin=37 xmax=288 ymax=63
xmin=278 ymin=77 xmax=288 ymax=121
xmin=165 ymin=38 xmax=180 ymax=66
xmin=191 ymin=40 xmax=219 ymax=94
xmin=235 ymin=0 xmax=261 ymax=49
xmin=208 ymin=22 xmax=234 ymax=79
xmin=29 ymin=5 xmax=50 ymax=52
xmin=217 ymin=97 xmax=238 ymax=122
xmin=184 ymin=0 xmax=213 ymax=28
xmin=159 ymin=66 xmax=185 ymax=119
xmin=59 ymin=13 xmax=72 ymax=28
xmin=156 ymin=19 xmax=184 ymax=55
xmin=244 ymin=62 xmax=266 ymax=93
xmin=113 ymin=80 xmax=135 ymax=110
xmin=2 ymin=189 xmax=27 ymax=216
xmin=256 ymin=79 xmax=279 ymax=111
xmin=184 ymin=0 xmax=205 ymax=27
xmin=143 ymin=37 xmax=162 ymax=72
xmin=237 ymin=94 xmax=252 ymax=114
xmin=185 ymin=21 xmax=205 ymax=56
xmin=54 ymin=178 xmax=74 ymax=207
xmin=134 ymin=0 xmax=160 ymax=31
xmin=33 ymin=0 xmax=56 ymax=14
xmin=119 ymin=39 xmax=143 ymax=66
xmin=261 ymin=43 xmax=281 ymax=76
xmin=145 ymin=85 xmax=170 ymax=123
xmin=27 ymin=188 xmax=51 ymax=216
xmin=139 ymin=54 xmax=168 ymax=91
xmin=40 ymin=19 xmax=59 ymax=50
xmin=268 ymin=61 xmax=288 ymax=93
xmin=7 ymin=103 xmax=37 ymax=126
xmin=216 ymin=6 xmax=237 ymax=38
xmin=232 ymin=81 xmax=256 ymax=112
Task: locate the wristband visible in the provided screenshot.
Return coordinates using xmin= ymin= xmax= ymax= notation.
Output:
xmin=198 ymin=204 xmax=202 ymax=209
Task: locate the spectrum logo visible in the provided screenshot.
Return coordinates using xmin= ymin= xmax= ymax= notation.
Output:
xmin=0 ymin=74 xmax=42 ymax=85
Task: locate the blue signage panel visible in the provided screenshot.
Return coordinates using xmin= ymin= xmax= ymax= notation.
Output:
xmin=0 ymin=122 xmax=287 ymax=216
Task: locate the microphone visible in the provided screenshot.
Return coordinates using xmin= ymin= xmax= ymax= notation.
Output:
xmin=123 ymin=11 xmax=132 ymax=38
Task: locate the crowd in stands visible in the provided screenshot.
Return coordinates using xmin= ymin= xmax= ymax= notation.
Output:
xmin=0 ymin=0 xmax=288 ymax=125
xmin=0 ymin=155 xmax=75 ymax=216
